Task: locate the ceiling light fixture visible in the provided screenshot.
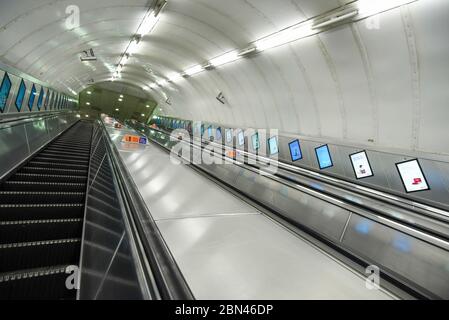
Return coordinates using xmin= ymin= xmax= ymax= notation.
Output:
xmin=137 ymin=11 xmax=159 ymax=36
xmin=255 ymin=23 xmax=315 ymax=52
xmin=112 ymin=1 xmax=167 ymax=81
xmin=167 ymin=72 xmax=183 ymax=82
xmin=209 ymin=50 xmax=240 ymax=67
xmin=357 ymin=0 xmax=417 ymax=17
xmin=184 ymin=65 xmax=204 ymax=76
xmin=312 ymin=9 xmax=359 ymax=30
xmin=157 ymin=79 xmax=168 ymax=87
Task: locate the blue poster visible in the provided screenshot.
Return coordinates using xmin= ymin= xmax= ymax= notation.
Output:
xmin=288 ymin=140 xmax=302 ymax=162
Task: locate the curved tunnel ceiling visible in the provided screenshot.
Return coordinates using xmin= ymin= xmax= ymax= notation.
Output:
xmin=1 ymin=0 xmax=448 ymax=155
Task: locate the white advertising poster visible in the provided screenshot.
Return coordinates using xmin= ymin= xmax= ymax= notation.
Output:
xmin=238 ymin=131 xmax=245 ymax=146
xmin=350 ymin=151 xmax=373 ymax=179
xmin=396 ymin=159 xmax=430 ymax=193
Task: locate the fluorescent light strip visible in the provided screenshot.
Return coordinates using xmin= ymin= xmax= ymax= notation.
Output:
xmin=312 ymin=10 xmax=359 ymax=29
xmin=167 ymin=0 xmax=418 ymax=86
xmin=357 ymin=0 xmax=417 ymax=17
xmin=184 ymin=65 xmax=204 ymax=76
xmin=168 ymin=72 xmax=183 ymax=82
xmin=255 ymin=23 xmax=315 ymax=51
xmin=210 ymin=50 xmax=240 ymax=67
xmin=157 ymin=79 xmax=168 ymax=86
xmin=137 ymin=11 xmax=159 ymax=35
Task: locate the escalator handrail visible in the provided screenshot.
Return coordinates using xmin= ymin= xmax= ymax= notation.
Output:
xmin=99 ymin=121 xmax=195 ymax=300
xmin=139 ymin=124 xmax=449 ymax=251
xmin=144 ymin=124 xmax=449 ymax=222
xmin=0 ymin=110 xmax=74 ymax=127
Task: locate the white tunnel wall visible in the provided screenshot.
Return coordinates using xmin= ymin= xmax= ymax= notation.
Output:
xmin=156 ymin=0 xmax=449 ymax=156
xmin=1 ymin=0 xmax=448 ymax=155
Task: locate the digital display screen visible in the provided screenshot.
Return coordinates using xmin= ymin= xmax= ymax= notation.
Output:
xmin=54 ymin=93 xmax=59 ymax=109
xmin=207 ymin=126 xmax=213 ymax=138
xmin=0 ymin=72 xmax=12 ymax=112
xmin=15 ymin=79 xmax=26 ymax=112
xmin=225 ymin=129 xmax=233 ymax=144
xmin=251 ymin=133 xmax=260 ymax=151
xmin=216 ymin=127 xmax=222 ymax=140
xmin=268 ymin=136 xmax=279 ymax=155
xmin=315 ymin=145 xmax=333 ymax=169
xmin=289 ymin=139 xmax=303 ymax=162
xmin=238 ymin=131 xmax=245 ymax=146
xmin=396 ymin=159 xmax=430 ymax=193
xmin=350 ymin=151 xmax=373 ymax=179
xmin=37 ymin=87 xmax=44 ymax=110
xmin=49 ymin=92 xmax=54 ymax=110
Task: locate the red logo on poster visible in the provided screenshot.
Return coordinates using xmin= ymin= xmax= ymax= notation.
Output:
xmin=412 ymin=178 xmax=422 ymax=185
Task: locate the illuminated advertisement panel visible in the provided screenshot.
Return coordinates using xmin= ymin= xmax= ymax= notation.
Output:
xmin=15 ymin=79 xmax=26 ymax=112
xmin=251 ymin=132 xmax=260 ymax=151
xmin=238 ymin=131 xmax=245 ymax=146
xmin=0 ymin=73 xmax=12 ymax=113
xmin=216 ymin=127 xmax=222 ymax=140
xmin=349 ymin=151 xmax=374 ymax=179
xmin=207 ymin=125 xmax=213 ymax=138
xmin=315 ymin=144 xmax=333 ymax=170
xmin=37 ymin=87 xmax=44 ymax=110
xmin=396 ymin=159 xmax=430 ymax=193
xmin=225 ymin=129 xmax=233 ymax=143
xmin=289 ymin=139 xmax=303 ymax=162
xmin=268 ymin=136 xmax=279 ymax=155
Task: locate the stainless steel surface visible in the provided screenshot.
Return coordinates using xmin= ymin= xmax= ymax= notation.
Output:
xmin=143 ymin=125 xmax=449 ymax=299
xmin=157 ymin=214 xmax=392 ymax=300
xmin=105 ymin=122 xmax=395 ymax=300
xmin=342 ymin=214 xmax=449 ymax=299
xmin=0 ymin=112 xmax=78 ymax=180
xmin=114 ymin=142 xmax=259 ymax=221
xmin=79 ymin=124 xmax=149 ymax=300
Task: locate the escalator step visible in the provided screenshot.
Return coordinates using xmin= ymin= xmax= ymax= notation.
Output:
xmin=33 ymin=157 xmax=89 ymax=165
xmin=0 ymin=181 xmax=86 ymax=192
xmin=11 ymin=173 xmax=87 ymax=183
xmin=40 ymin=149 xmax=90 ymax=157
xmin=0 ymin=265 xmax=77 ymax=300
xmin=20 ymin=167 xmax=88 ymax=176
xmin=0 ymin=203 xmax=84 ymax=221
xmin=38 ymin=152 xmax=90 ymax=161
xmin=0 ymin=219 xmax=83 ymax=244
xmin=49 ymin=143 xmax=89 ymax=150
xmin=0 ymin=239 xmax=81 ymax=273
xmin=28 ymin=161 xmax=88 ymax=170
xmin=0 ymin=191 xmax=85 ymax=204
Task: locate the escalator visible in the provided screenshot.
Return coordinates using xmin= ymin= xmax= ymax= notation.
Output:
xmin=0 ymin=121 xmax=93 ymax=300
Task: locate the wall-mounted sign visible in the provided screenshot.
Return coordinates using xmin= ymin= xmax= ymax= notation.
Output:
xmin=0 ymin=73 xmax=12 ymax=112
xmin=238 ymin=131 xmax=245 ymax=146
xmin=315 ymin=144 xmax=333 ymax=170
xmin=289 ymin=139 xmax=303 ymax=162
xmin=122 ymin=135 xmax=147 ymax=145
xmin=225 ymin=129 xmax=233 ymax=144
xmin=350 ymin=151 xmax=374 ymax=179
xmin=396 ymin=159 xmax=430 ymax=193
xmin=268 ymin=136 xmax=279 ymax=155
xmin=251 ymin=133 xmax=260 ymax=151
